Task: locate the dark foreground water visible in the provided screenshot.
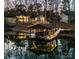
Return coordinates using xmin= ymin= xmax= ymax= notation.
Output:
xmin=4 ymin=39 xmax=75 ymax=59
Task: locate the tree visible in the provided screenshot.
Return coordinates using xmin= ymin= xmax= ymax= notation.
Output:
xmin=62 ymin=0 xmax=75 ymax=23
xmin=44 ymin=0 xmax=47 ymax=19
xmin=28 ymin=3 xmax=42 ymax=18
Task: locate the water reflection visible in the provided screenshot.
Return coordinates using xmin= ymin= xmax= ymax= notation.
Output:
xmin=4 ymin=39 xmax=75 ymax=59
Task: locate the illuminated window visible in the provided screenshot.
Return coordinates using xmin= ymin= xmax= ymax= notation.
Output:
xmin=16 ymin=16 xmax=29 ymax=23
xmin=17 ymin=32 xmax=26 ymax=39
xmin=40 ymin=17 xmax=45 ymax=23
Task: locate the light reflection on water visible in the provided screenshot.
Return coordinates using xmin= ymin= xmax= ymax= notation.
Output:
xmin=4 ymin=40 xmax=75 ymax=59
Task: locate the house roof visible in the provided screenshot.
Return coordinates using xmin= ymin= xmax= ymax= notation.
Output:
xmin=28 ymin=24 xmax=53 ymax=29
xmin=12 ymin=23 xmax=29 ymax=32
xmin=52 ymin=22 xmax=75 ymax=30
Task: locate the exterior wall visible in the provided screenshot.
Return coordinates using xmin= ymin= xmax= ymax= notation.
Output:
xmin=5 ymin=17 xmax=16 ymax=24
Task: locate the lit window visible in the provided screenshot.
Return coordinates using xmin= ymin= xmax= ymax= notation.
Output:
xmin=17 ymin=32 xmax=26 ymax=39
xmin=16 ymin=16 xmax=29 ymax=23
